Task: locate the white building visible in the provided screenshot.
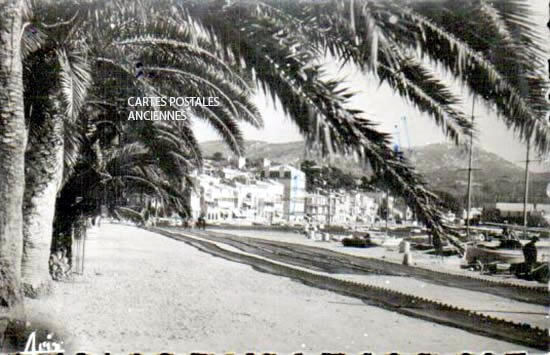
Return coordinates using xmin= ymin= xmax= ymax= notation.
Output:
xmin=249 ymin=180 xmax=285 ymax=223
xmin=189 ymin=173 xmax=239 ymax=221
xmin=305 ymin=190 xmax=377 ymax=226
xmin=188 ymin=171 xmax=284 ymax=224
xmin=350 ymin=191 xmax=378 ymax=224
xmin=262 ymin=165 xmax=306 ymax=222
xmin=305 ymin=192 xmax=329 ymax=224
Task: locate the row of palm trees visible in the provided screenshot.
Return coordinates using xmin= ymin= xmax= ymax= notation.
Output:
xmin=0 ymin=0 xmax=547 ymax=328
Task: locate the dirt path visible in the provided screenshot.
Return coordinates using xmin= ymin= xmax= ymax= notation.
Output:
xmin=25 ymin=224 xmax=539 ymax=353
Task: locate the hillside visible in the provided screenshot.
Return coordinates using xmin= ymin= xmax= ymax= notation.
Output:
xmin=406 ymin=143 xmax=549 ymax=204
xmin=200 ymin=140 xmax=306 ymax=165
xmin=200 ymin=140 xmax=550 ymax=204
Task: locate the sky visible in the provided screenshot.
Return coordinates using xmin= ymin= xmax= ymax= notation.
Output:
xmin=192 ymin=1 xmax=550 ymax=172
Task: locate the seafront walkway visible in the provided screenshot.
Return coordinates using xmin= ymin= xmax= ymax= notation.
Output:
xmin=26 ymin=223 xmax=538 ymax=353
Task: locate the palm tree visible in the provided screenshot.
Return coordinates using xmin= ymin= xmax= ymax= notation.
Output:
xmin=275 ymin=0 xmax=548 ymax=149
xmin=53 ymin=127 xmax=195 ymax=249
xmin=0 ymin=0 xmax=29 ymax=325
xmin=19 ymin=0 xmax=262 ymax=295
xmin=20 ymin=14 xmax=92 ymax=297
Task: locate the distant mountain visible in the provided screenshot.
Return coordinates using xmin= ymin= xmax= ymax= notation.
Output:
xmin=408 ymin=143 xmax=523 ymax=178
xmin=200 ymin=140 xmax=550 ymax=204
xmin=407 ymin=143 xmax=549 ymax=204
xmin=200 ymin=140 xmax=368 ymax=172
xmin=200 ymin=140 xmax=306 ymax=165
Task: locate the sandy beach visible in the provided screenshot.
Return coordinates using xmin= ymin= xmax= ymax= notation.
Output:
xmin=24 ymin=223 xmax=540 ymax=354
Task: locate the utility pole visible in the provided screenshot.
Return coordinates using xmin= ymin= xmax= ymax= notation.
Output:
xmin=466 ymin=97 xmax=475 ymax=240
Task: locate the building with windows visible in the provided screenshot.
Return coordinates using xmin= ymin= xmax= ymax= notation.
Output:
xmin=188 ymin=170 xmax=284 ymax=224
xmin=305 ymin=192 xmax=329 ymax=224
xmin=304 ymin=190 xmax=378 ymax=226
xmin=261 ymin=165 xmax=306 ymax=222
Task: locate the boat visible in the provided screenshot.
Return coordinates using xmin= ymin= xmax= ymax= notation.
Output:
xmin=464 ymin=244 xmax=524 ymax=265
xmin=368 ymin=232 xmax=403 ymax=249
xmin=381 ymin=236 xmax=404 ymax=249
xmin=331 ymin=234 xmax=351 ymax=242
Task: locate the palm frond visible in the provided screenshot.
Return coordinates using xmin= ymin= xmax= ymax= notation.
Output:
xmin=190 ymin=1 xmax=452 ymax=244
xmin=396 ymin=1 xmax=549 ymax=152
xmin=20 ymin=22 xmax=46 ymax=57
xmin=56 ymin=48 xmax=92 ymax=120
xmin=110 ymin=206 xmax=145 ymax=224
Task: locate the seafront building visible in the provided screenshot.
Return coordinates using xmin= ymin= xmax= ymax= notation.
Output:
xmin=261 ymin=164 xmax=307 ymax=222
xmin=188 ymin=170 xmax=285 ymax=224
xmin=304 ymin=192 xmax=329 ymax=224
xmin=186 ymin=158 xmax=381 ymax=226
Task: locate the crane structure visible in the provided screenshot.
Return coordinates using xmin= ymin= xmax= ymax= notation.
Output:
xmin=392 ymin=116 xmax=412 ymax=155
xmin=387 ymin=116 xmax=414 ymax=228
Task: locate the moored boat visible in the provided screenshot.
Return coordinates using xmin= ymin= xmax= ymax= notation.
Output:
xmin=369 ymin=232 xmax=403 ymax=249
xmin=464 ymin=244 xmax=524 ymax=265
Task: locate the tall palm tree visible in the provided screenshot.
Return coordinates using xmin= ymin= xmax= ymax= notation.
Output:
xmin=0 ymin=0 xmax=29 ymax=325
xmin=21 ymin=14 xmax=92 ymax=297
xmin=19 ymin=0 xmax=262 ymax=295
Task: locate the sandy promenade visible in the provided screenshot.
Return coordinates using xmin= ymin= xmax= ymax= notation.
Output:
xmin=25 ymin=223 xmax=539 ymax=354
xmin=166 ymin=227 xmax=548 ymax=328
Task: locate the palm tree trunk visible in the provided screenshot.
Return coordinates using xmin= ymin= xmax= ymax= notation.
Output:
xmin=0 ymin=0 xmax=27 ymax=326
xmin=21 ymin=113 xmax=64 ymax=297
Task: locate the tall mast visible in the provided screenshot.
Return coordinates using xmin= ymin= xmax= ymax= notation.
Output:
xmin=466 ymin=97 xmax=475 ymax=240
xmin=385 ymin=190 xmax=389 ymax=234
xmin=522 ymin=138 xmax=531 ymax=235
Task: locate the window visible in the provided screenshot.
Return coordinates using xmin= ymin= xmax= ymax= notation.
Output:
xmin=270 ymin=171 xmax=279 ymax=178
xmin=284 ymin=171 xmax=291 ymax=179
